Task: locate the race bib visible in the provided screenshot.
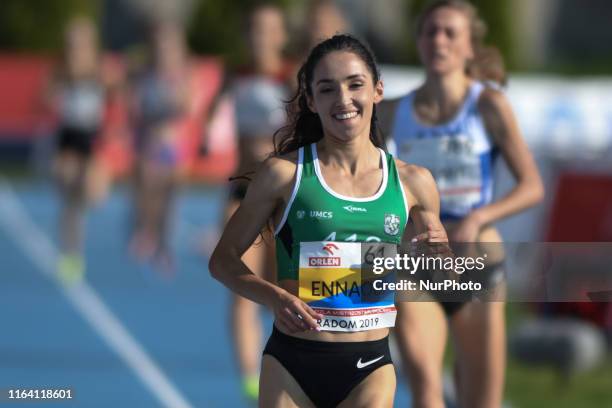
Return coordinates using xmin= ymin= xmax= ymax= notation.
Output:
xmin=299 ymin=241 xmax=397 ymax=332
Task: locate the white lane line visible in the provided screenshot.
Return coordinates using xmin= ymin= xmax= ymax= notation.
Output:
xmin=0 ymin=182 xmax=193 ymax=408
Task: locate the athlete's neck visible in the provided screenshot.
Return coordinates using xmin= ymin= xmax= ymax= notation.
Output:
xmin=316 ymin=137 xmax=379 ymax=176
xmin=419 ymin=72 xmax=471 ymax=118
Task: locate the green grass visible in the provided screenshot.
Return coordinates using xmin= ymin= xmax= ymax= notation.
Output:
xmin=443 ymin=304 xmax=612 ymax=408
xmin=505 ymin=304 xmax=612 ymax=407
xmin=505 ymin=357 xmax=612 ymax=408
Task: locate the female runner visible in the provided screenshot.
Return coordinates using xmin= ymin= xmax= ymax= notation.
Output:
xmin=129 ymin=22 xmax=191 ymax=270
xmin=210 ymin=34 xmax=448 ymax=408
xmin=48 ymin=17 xmax=109 ymax=283
xmin=203 ymin=4 xmax=294 ymax=400
xmin=380 ymin=2 xmax=544 ymax=407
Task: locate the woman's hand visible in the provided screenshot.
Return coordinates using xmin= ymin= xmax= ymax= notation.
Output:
xmin=411 ymin=223 xmax=452 ymax=258
xmin=411 ymin=223 xmax=448 ymax=244
xmin=412 ymin=223 xmax=448 ymax=244
xmin=271 ymin=289 xmax=323 ymax=334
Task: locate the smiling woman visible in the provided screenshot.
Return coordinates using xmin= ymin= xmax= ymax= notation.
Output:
xmin=209 ymin=34 xmax=449 ymax=408
xmin=273 ymin=35 xmax=385 ymax=156
xmin=307 ymin=52 xmax=382 ymax=144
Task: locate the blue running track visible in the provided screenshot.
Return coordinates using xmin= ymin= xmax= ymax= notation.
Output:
xmin=0 ymin=180 xmax=411 ymax=407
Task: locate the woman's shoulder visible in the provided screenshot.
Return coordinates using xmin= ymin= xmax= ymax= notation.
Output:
xmin=394 ymin=159 xmax=436 ymax=190
xmin=266 ymin=150 xmax=299 ymax=167
xmin=394 ymin=159 xmax=439 ymax=207
xmin=476 ymin=83 xmax=510 ymax=113
xmin=475 ymin=83 xmax=516 ymax=136
xmin=394 ymin=158 xmax=431 ymax=179
xmin=243 ymin=151 xmax=301 ymax=202
xmin=257 ymin=151 xmax=300 ymax=185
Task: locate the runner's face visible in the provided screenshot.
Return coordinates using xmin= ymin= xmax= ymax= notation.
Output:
xmin=308 ymin=51 xmax=383 ymax=143
xmin=417 ymin=7 xmax=473 ymax=77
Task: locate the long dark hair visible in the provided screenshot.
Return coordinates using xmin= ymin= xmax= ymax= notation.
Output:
xmin=273 ymin=34 xmax=386 ymax=156
xmin=416 ymin=0 xmax=507 ymax=86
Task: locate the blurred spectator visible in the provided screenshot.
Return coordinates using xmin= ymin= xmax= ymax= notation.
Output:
xmin=128 ymin=21 xmax=191 ymax=272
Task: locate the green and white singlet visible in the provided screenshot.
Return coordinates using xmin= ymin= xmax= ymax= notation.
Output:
xmin=274 ymin=143 xmax=409 ymax=332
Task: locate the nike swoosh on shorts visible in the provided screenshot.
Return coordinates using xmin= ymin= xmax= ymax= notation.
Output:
xmin=356 ymin=355 xmax=384 ymax=369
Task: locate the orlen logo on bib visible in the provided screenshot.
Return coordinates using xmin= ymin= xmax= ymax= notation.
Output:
xmin=308 ymin=243 xmax=340 ymax=267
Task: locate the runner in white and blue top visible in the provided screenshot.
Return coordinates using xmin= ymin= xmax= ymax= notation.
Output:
xmin=376 ymin=2 xmax=545 ymax=408
xmin=389 ymin=81 xmax=497 ymax=221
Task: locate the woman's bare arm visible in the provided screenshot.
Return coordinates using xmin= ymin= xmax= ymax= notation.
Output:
xmin=208 ymin=154 xmax=322 ymax=332
xmin=397 ymin=162 xmax=448 ymax=244
xmin=473 ymin=88 xmax=544 ymax=226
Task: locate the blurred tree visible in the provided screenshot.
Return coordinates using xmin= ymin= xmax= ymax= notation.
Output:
xmin=547 ymin=0 xmax=612 ymax=75
xmin=0 ymin=0 xmax=100 ymax=52
xmin=470 ymin=0 xmax=515 ymax=68
xmin=187 ymin=0 xmax=294 ymax=67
